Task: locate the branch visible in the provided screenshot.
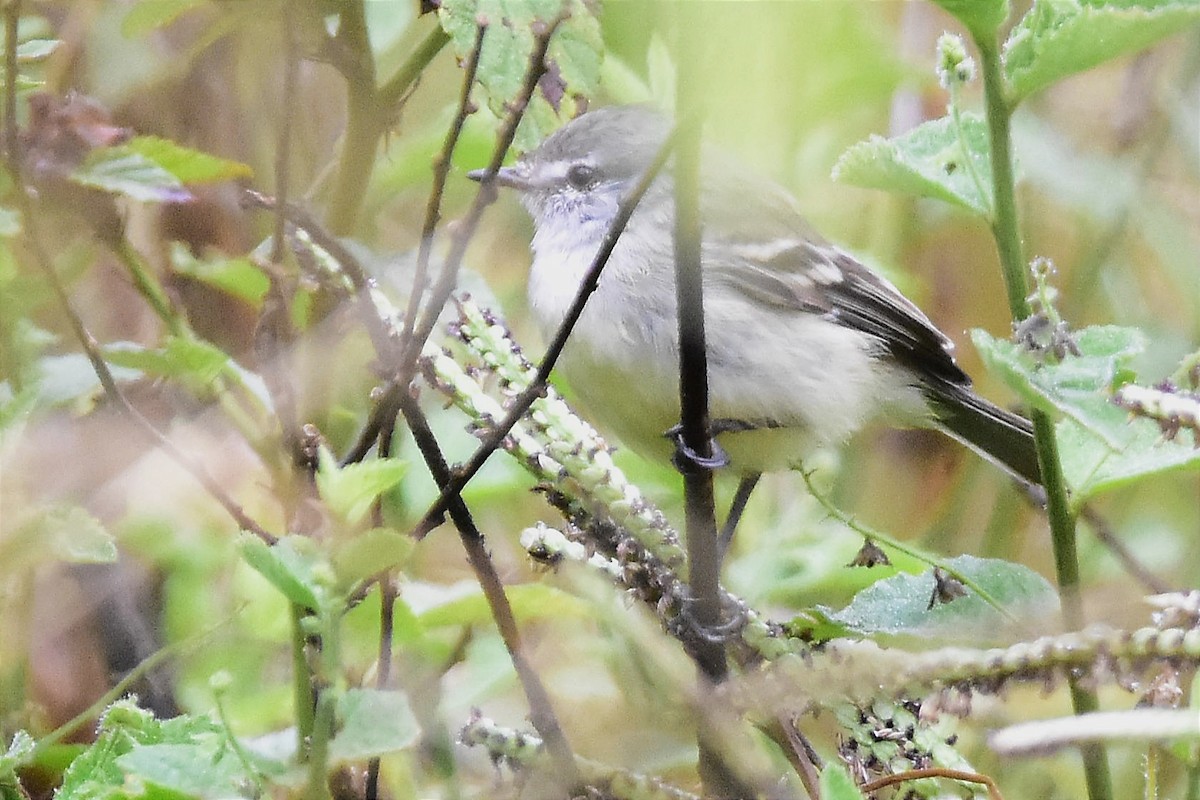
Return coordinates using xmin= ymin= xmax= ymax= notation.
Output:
xmin=397 ymin=22 xmax=486 ymax=374
xmin=397 ymin=394 xmax=582 ymax=790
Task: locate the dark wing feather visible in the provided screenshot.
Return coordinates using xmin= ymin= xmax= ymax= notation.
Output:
xmin=701 ymin=166 xmax=970 ymax=386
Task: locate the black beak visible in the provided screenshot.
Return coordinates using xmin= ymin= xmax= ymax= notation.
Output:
xmin=467 ymin=164 xmax=532 ymax=191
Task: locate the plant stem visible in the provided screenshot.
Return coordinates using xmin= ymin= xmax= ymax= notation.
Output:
xmin=977 ymin=35 xmax=1113 ymax=800
xmin=292 ymin=605 xmax=315 ymax=759
xmin=326 ymin=20 xmax=449 ymax=236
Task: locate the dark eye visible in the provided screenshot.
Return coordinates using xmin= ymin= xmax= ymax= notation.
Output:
xmin=565 ymin=163 xmax=597 ymax=190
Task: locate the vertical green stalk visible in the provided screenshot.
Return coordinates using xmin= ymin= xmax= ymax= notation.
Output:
xmin=977 ymin=36 xmax=1113 ymax=800
xmin=291 ymin=605 xmax=315 ymax=758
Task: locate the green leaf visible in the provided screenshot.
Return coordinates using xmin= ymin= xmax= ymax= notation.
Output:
xmin=105 ymin=336 xmax=230 ymax=391
xmin=126 ymin=135 xmax=253 ymax=184
xmin=819 ymin=762 xmax=866 ymax=800
xmin=972 ymin=325 xmax=1144 ymax=449
xmin=832 ymin=113 xmax=993 ymax=216
xmin=57 ymin=700 xmax=231 ymax=799
xmin=72 ymin=148 xmax=191 ymax=203
xmin=826 ymin=555 xmax=1059 ymax=644
xmin=1005 ymin=0 xmax=1200 ymax=104
xmin=316 ymin=448 xmax=407 ymax=526
xmin=437 ymin=0 xmax=602 ymax=152
xmin=122 ymin=0 xmax=209 ymax=37
xmin=72 ymin=137 xmax=251 ymax=202
xmin=333 ymin=527 xmax=414 ymax=586
xmin=117 ymin=743 xmax=245 ymax=799
xmin=169 ymin=245 xmax=268 ymax=306
xmin=0 ymin=731 xmax=35 ymax=773
xmin=239 ymin=534 xmax=327 ymax=610
xmin=0 ymin=506 xmax=118 ymax=570
xmin=929 ymin=0 xmax=1011 ymax=41
xmin=1057 ymin=411 xmax=1200 ymax=501
xmin=328 ymin=689 xmax=420 ymax=763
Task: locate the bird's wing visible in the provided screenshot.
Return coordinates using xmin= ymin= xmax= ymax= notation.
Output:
xmin=700 ymin=168 xmax=970 ymax=386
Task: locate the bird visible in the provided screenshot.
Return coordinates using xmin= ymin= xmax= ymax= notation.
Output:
xmin=470 ymin=105 xmax=1040 ymax=535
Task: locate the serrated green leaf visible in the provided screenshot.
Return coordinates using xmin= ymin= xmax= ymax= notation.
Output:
xmin=117 ymin=743 xmax=245 ymax=799
xmin=1 ymin=506 xmax=118 ymax=569
xmin=972 ymin=325 xmax=1145 ymax=449
xmin=328 ymin=689 xmax=420 ymax=763
xmin=316 ymin=449 xmax=407 ymax=526
xmin=122 ymin=0 xmax=209 ymax=38
xmin=333 ymin=527 xmax=414 ymax=586
xmin=1057 ymin=411 xmax=1200 ymax=501
xmin=819 ymin=762 xmax=866 ymax=800
xmin=127 ymin=135 xmax=253 ymax=183
xmin=1005 ymin=0 xmax=1200 ymax=104
xmin=930 ymin=0 xmax=1011 ymax=41
xmin=438 ymin=0 xmax=602 ymax=153
xmin=239 ymin=534 xmax=326 ymax=610
xmin=826 ymin=555 xmax=1059 ymax=644
xmin=832 ymin=113 xmax=993 ymax=216
xmin=0 ymin=731 xmax=35 ymax=772
xmin=57 ymin=700 xmax=228 ymax=799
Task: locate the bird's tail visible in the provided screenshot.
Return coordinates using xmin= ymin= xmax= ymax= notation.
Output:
xmin=926 ymin=382 xmax=1042 ymax=486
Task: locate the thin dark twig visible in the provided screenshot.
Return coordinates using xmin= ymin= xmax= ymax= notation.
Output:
xmin=397 ymin=23 xmax=486 ymax=363
xmin=345 ymin=10 xmax=566 ymax=470
xmin=861 ymin=767 xmax=1005 ymax=800
xmin=1081 ymin=505 xmax=1170 ymax=594
xmin=397 ymin=394 xmax=582 ymax=789
xmin=9 ymin=191 xmax=277 ymax=542
xmin=399 ymin=11 xmax=565 ymax=375
xmin=271 ymin=9 xmax=299 ymax=265
xmin=412 ymin=127 xmax=679 ymax=537
xmin=242 ymin=190 xmax=398 ymax=364
xmin=3 ymin=0 xmax=18 ymax=161
xmin=776 ymin=715 xmax=822 ymax=800
xmin=365 ymin=411 xmax=399 ymax=800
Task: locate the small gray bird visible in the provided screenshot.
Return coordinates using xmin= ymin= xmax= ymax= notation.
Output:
xmin=470 ymin=105 xmax=1040 ymax=517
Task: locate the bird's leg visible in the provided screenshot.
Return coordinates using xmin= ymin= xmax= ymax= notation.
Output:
xmin=719 ymin=472 xmax=761 ymax=555
xmin=664 ymin=424 xmax=730 ymax=472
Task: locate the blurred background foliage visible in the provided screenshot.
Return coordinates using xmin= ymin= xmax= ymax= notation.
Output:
xmin=0 ymin=1 xmax=1198 ymax=799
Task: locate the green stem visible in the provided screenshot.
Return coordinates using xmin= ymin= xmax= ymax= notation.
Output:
xmin=326 ymin=19 xmax=448 ymax=236
xmin=291 ymin=605 xmax=315 ymax=759
xmin=306 ymin=689 xmax=336 ymax=800
xmin=977 ymin=35 xmax=1113 ymax=800
xmin=977 ymin=40 xmax=1029 ymax=320
xmin=378 ymin=23 xmax=451 ymax=110
xmin=948 ymin=84 xmax=991 ymax=217
xmin=800 ymin=469 xmax=1019 ymax=625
